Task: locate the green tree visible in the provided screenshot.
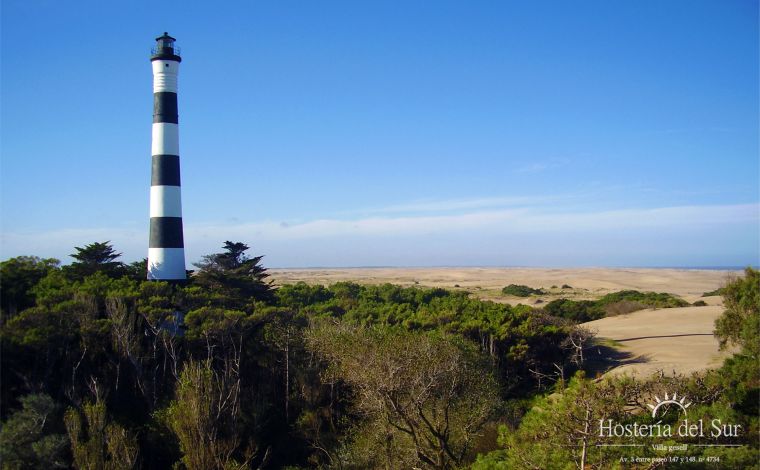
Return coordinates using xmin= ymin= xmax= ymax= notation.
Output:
xmin=165 ymin=359 xmax=254 ymax=470
xmin=0 ymin=256 xmax=59 ymax=322
xmin=482 ymin=374 xmax=660 ymax=470
xmin=193 ymin=241 xmax=274 ymax=306
xmin=712 ymin=267 xmax=760 ymax=445
xmin=64 ymin=398 xmax=139 ymax=470
xmin=260 ymin=309 xmax=309 ymax=422
xmin=306 ymin=321 xmax=500 ymax=469
xmin=714 ymin=267 xmax=760 ymax=357
xmin=123 ymin=258 xmax=148 ymax=282
xmin=63 ymin=242 xmax=125 ymax=281
xmin=0 ymin=394 xmax=68 ymax=469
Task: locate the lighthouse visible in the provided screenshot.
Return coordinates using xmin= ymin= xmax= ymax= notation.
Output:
xmin=148 ymin=33 xmax=186 ymax=280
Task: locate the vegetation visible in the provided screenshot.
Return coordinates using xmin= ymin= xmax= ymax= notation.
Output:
xmin=596 ymin=290 xmax=689 ymax=309
xmin=306 ymin=323 xmax=499 ymax=469
xmin=500 ymin=284 xmax=545 ymax=297
xmin=541 ymin=290 xmax=689 ymax=323
xmin=474 ymin=268 xmax=760 ymax=469
xmin=65 ymin=398 xmax=139 ymax=470
xmin=63 ymin=241 xmax=125 ymax=281
xmin=542 ymin=298 xmax=604 ymax=323
xmin=1 ymin=242 xmax=756 ymax=469
xmin=714 ymin=268 xmax=758 ymax=351
xmin=0 ymin=241 xmax=575 ymax=469
xmin=0 ymin=256 xmax=59 ymax=323
xmin=703 ymin=287 xmax=726 ymax=297
xmin=0 ymin=394 xmax=68 ymax=469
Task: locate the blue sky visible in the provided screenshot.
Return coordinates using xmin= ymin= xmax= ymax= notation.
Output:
xmin=1 ymin=0 xmax=758 ymax=267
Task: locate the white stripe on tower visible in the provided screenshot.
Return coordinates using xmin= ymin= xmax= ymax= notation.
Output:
xmin=148 ymin=32 xmax=186 ymax=281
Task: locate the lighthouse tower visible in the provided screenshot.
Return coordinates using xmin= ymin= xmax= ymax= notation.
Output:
xmin=148 ymin=33 xmax=186 ymax=280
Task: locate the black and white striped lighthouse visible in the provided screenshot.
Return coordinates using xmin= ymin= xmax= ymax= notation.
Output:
xmin=148 ymin=33 xmax=186 ymax=280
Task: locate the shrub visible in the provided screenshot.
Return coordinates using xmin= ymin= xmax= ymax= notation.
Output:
xmin=543 ymin=290 xmax=687 ymax=323
xmin=604 ymin=300 xmax=647 ymax=317
xmin=501 ymin=284 xmax=545 ymax=297
xmin=703 ymin=287 xmax=725 ymax=297
xmin=596 ymin=290 xmax=688 ymax=309
xmin=542 ymin=299 xmax=604 ymax=323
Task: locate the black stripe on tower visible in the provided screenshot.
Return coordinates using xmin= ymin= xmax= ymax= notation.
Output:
xmin=152 ymin=155 xmax=181 ymax=186
xmin=149 ymin=217 xmax=184 ymax=248
xmin=153 ymin=92 xmax=178 ymax=124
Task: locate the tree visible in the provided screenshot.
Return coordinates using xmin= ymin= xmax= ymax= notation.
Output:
xmin=165 ymin=359 xmax=255 ymax=470
xmin=193 ymin=241 xmax=275 ymax=306
xmin=560 ymin=325 xmax=597 ymax=368
xmin=63 ymin=242 xmax=125 ymax=281
xmin=0 ymin=393 xmax=68 ymax=469
xmin=64 ymin=398 xmax=139 ymax=470
xmin=714 ymin=267 xmax=760 ymax=357
xmin=0 ymin=256 xmax=59 ymax=322
xmin=260 ymin=309 xmax=309 ymax=423
xmin=306 ymin=321 xmax=500 ymax=469
xmin=712 ymin=267 xmax=760 ymax=430
xmin=487 ymin=374 xmax=657 ymax=470
xmin=122 ymin=258 xmax=148 ymax=282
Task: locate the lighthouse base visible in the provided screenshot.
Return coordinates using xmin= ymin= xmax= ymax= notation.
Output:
xmin=148 ymin=248 xmax=186 ymax=280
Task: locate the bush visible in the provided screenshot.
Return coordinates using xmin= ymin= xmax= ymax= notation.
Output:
xmin=596 ymin=290 xmax=688 ymax=309
xmin=542 ymin=299 xmax=604 ymax=323
xmin=542 ymin=290 xmax=688 ymax=323
xmin=703 ymin=287 xmax=725 ymax=297
xmin=604 ymin=300 xmax=647 ymax=317
xmin=714 ymin=267 xmax=759 ymax=356
xmin=501 ymin=284 xmax=545 ymax=297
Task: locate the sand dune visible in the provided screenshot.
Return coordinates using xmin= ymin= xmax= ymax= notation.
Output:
xmin=270 ymin=267 xmax=737 ymax=376
xmin=582 ymin=306 xmax=732 ymax=377
xmin=270 ymin=267 xmax=736 ymax=303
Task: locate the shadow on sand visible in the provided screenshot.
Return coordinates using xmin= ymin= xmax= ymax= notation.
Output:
xmin=584 ymin=342 xmax=650 ymax=377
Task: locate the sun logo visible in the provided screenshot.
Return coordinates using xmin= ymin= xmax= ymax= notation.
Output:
xmin=647 ymin=392 xmax=692 ymax=418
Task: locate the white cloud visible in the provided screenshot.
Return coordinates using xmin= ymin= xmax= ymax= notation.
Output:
xmin=186 ymin=203 xmax=758 ymax=241
xmin=3 ymin=202 xmax=756 ymax=266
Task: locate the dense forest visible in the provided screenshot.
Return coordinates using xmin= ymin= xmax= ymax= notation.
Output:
xmin=0 ymin=241 xmax=757 ymax=469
